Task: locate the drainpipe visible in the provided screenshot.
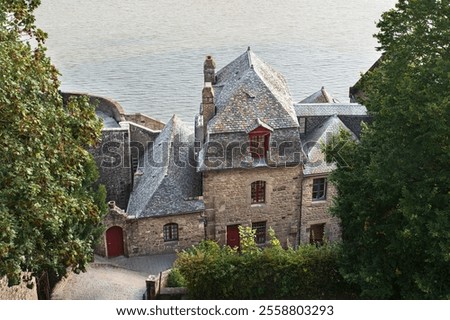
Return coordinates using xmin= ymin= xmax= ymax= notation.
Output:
xmin=203 ymin=216 xmax=208 ymax=240
xmin=297 ymin=166 xmax=304 ymax=248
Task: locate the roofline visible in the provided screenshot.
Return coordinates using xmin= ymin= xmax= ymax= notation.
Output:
xmin=137 ymin=209 xmax=205 ymax=219
xmin=208 ymin=125 xmax=301 ymax=135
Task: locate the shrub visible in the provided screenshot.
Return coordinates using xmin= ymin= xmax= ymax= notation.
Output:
xmin=174 ymin=230 xmax=359 ymax=299
xmin=167 ymin=268 xmax=186 ymax=288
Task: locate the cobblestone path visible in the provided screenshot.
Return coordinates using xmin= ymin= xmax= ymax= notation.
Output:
xmin=51 ymin=254 xmax=176 ymax=300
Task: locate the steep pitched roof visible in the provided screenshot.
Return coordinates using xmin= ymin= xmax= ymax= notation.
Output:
xmin=303 ymin=115 xmax=357 ymax=175
xmin=208 ymin=48 xmax=299 ymax=133
xmin=127 ymin=115 xmax=203 ymax=218
xmin=294 ymin=103 xmax=367 ymax=117
xmin=299 ymin=87 xmax=339 ymax=103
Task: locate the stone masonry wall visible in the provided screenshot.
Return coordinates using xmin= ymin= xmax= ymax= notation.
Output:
xmin=126 ymin=213 xmax=205 ymax=256
xmin=91 ymin=126 xmax=132 ymax=209
xmin=96 ymin=203 xmax=204 ymax=257
xmin=95 ymin=202 xmax=129 ymax=257
xmin=203 ymin=128 xmax=303 ymax=171
xmin=203 ymin=166 xmax=302 ymax=247
xmin=300 ymin=175 xmax=341 ymax=244
xmin=0 ymin=276 xmax=37 ymax=300
xmin=124 ymin=113 xmax=165 ymax=131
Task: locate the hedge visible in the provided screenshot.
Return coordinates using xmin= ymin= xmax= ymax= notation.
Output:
xmin=174 ymin=228 xmax=359 ymax=299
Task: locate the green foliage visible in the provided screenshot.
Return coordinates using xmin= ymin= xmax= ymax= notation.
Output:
xmin=167 ymin=268 xmax=186 ymax=288
xmin=175 ymin=236 xmax=358 ymax=299
xmin=238 ymin=226 xmax=260 ymax=255
xmin=0 ymin=0 xmax=106 ymax=285
xmin=325 ymin=0 xmax=450 ymax=299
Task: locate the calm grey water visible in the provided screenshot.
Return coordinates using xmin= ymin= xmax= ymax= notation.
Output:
xmin=35 ymin=0 xmax=396 ymax=123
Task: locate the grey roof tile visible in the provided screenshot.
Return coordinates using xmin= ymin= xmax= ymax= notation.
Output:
xmin=208 ymin=49 xmax=299 ymax=133
xmin=127 ymin=115 xmax=203 ymax=218
xmin=299 ymin=87 xmax=339 ymax=103
xmin=303 ymin=115 xmax=357 ymax=175
xmin=294 ymin=103 xmax=367 ymax=117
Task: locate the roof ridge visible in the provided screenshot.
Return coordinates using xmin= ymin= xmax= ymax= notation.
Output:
xmin=247 ymin=46 xmax=253 ymax=69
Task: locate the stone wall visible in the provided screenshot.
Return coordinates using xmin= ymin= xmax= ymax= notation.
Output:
xmin=299 ymin=175 xmax=341 ymax=244
xmin=95 ymin=202 xmax=129 ymax=257
xmin=201 ymin=128 xmax=303 ymax=171
xmin=126 ymin=212 xmax=205 ymax=256
xmin=203 ymin=166 xmax=302 ymax=247
xmin=0 ymin=276 xmax=37 ymax=300
xmin=97 ymin=203 xmax=204 ymax=257
xmin=61 ymin=92 xmax=126 ymax=122
xmin=91 ymin=124 xmax=132 ymax=209
xmin=124 ymin=113 xmax=165 ymax=131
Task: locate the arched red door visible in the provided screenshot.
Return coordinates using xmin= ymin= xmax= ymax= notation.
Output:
xmin=106 ymin=226 xmax=124 ymax=257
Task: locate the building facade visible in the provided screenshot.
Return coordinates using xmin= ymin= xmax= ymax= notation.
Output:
xmin=88 ymin=48 xmax=370 ymax=256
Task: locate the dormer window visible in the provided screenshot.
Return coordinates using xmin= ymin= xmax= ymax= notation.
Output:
xmin=249 ymin=126 xmax=271 ymax=159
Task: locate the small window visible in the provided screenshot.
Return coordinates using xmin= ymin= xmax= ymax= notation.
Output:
xmin=252 ymin=222 xmax=266 ymax=244
xmin=312 ymin=178 xmax=327 ymax=201
xmin=163 ymin=223 xmax=178 ymax=242
xmin=251 ymin=181 xmax=266 ymax=204
xmin=310 ymin=223 xmax=325 ymax=245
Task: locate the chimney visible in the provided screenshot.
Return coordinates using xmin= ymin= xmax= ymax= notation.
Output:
xmin=202 ymin=83 xmax=215 ymax=141
xmin=204 ymin=55 xmax=216 ymax=84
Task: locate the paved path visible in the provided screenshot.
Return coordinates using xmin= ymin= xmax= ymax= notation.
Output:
xmin=51 ymin=254 xmax=177 ymax=300
xmin=95 ymin=253 xmax=176 ymax=275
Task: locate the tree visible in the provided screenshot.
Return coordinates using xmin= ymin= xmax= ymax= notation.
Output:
xmin=0 ymin=0 xmax=106 ymax=286
xmin=325 ymin=0 xmax=450 ymax=299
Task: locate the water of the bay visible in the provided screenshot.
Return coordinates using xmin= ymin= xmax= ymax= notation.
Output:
xmin=36 ymin=0 xmax=397 ymax=123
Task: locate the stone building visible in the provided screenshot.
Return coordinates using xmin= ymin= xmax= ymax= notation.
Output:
xmin=90 ymin=48 xmax=370 ymax=257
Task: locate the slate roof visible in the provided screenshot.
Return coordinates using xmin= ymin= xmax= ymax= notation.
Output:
xmin=299 ymin=87 xmax=339 ymax=103
xmin=303 ymin=115 xmax=357 ymax=175
xmin=127 ymin=115 xmax=204 ymax=218
xmin=294 ymin=103 xmax=367 ymax=117
xmin=208 ymin=48 xmax=299 ymax=133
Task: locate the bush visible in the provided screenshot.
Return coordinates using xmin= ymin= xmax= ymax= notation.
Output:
xmin=167 ymin=268 xmax=186 ymax=288
xmin=174 ymin=229 xmax=359 ymax=299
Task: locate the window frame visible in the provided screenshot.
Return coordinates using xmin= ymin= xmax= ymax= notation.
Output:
xmin=249 ymin=126 xmax=271 ymax=159
xmin=309 ymin=223 xmax=325 ymax=245
xmin=252 ymin=221 xmax=267 ymax=244
xmin=251 ymin=180 xmax=266 ymax=204
xmin=312 ymin=178 xmax=327 ymax=201
xmin=163 ymin=223 xmax=179 ymax=242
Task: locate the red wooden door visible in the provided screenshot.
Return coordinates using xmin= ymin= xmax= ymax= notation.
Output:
xmin=106 ymin=226 xmax=124 ymax=257
xmin=227 ymin=225 xmax=240 ymax=249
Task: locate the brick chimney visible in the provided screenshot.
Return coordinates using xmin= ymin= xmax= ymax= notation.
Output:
xmin=204 ymin=55 xmax=216 ymax=84
xmin=202 ymin=83 xmax=215 ymax=140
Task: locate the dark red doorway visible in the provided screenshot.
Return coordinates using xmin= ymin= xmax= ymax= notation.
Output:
xmin=106 ymin=226 xmax=124 ymax=257
xmin=227 ymin=225 xmax=240 ymax=249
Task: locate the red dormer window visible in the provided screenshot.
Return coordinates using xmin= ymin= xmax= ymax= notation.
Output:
xmin=249 ymin=126 xmax=271 ymax=159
